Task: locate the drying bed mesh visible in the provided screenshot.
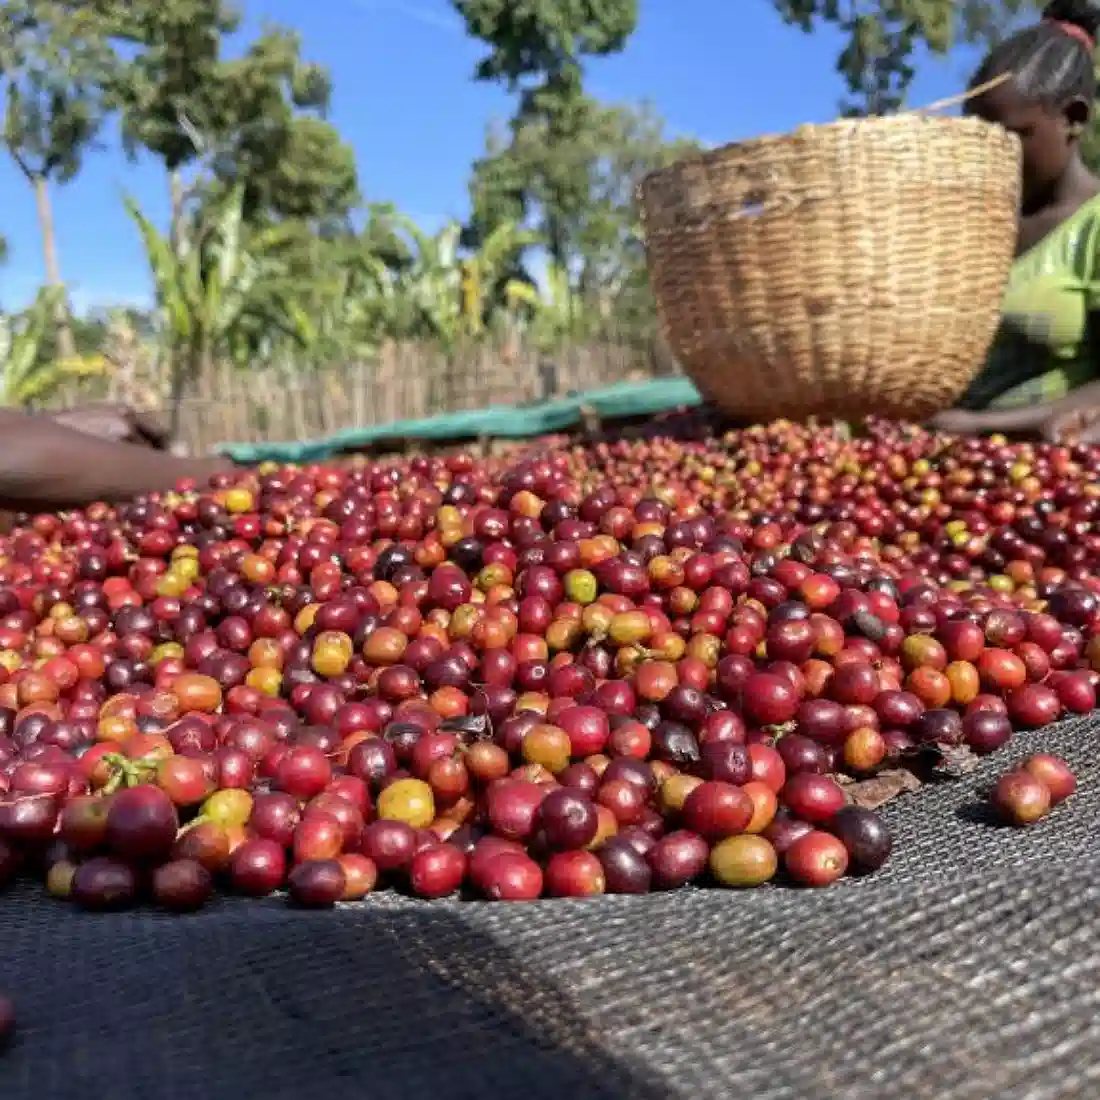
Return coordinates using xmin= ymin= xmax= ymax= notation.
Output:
xmin=2 ymin=717 xmax=1099 ymax=1100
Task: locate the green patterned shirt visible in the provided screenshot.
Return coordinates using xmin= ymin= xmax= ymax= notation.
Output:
xmin=958 ymin=194 xmax=1100 ymax=411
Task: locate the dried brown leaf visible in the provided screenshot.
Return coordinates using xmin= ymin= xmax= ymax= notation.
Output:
xmin=930 ymin=743 xmax=983 ymax=778
xmin=839 ymin=768 xmax=923 ymax=810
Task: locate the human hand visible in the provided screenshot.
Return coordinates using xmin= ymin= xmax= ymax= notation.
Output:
xmin=1040 ymin=405 xmax=1100 ymax=445
xmin=41 ymin=404 xmax=237 ymax=484
xmin=45 ymin=403 xmax=171 ymax=450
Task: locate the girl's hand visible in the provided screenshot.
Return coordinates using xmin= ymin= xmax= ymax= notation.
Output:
xmin=1041 ymin=405 xmax=1100 ymax=445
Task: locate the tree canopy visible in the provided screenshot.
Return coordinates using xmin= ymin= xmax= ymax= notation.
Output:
xmin=774 ymin=1 xmax=1040 ymax=114
xmin=452 ymin=0 xmax=638 ymax=88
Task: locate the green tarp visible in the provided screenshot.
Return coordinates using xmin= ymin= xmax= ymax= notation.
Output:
xmin=218 ymin=376 xmax=703 ymax=464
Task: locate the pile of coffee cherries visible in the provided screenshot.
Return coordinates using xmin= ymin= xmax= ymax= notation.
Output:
xmin=0 ymin=416 xmax=1097 ymax=909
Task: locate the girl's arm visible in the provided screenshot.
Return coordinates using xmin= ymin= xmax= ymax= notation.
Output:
xmin=929 ymin=404 xmax=1049 ymax=437
xmin=1018 ymin=307 xmax=1100 ymax=440
xmin=0 ymin=408 xmax=233 ymax=512
xmin=933 ymin=380 xmax=1100 ymax=436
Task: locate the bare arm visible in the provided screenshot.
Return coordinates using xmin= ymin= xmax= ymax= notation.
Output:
xmin=933 ymin=308 xmax=1100 ymax=438
xmin=930 ymin=380 xmax=1100 ymax=437
xmin=0 ymin=408 xmax=234 ymax=512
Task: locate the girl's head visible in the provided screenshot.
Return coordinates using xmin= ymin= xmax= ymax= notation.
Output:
xmin=968 ymin=1 xmax=1100 ymax=205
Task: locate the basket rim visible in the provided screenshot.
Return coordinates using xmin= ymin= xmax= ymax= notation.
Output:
xmin=640 ymin=113 xmax=1020 ymax=195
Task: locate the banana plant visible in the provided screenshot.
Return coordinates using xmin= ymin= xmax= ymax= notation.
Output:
xmin=0 ymin=287 xmax=107 ymax=407
xmin=337 ymin=230 xmax=427 ymax=344
xmin=376 ymin=217 xmax=541 ymax=347
xmin=280 ymin=267 xmax=381 ymax=366
xmin=505 ymin=261 xmax=596 ymax=352
xmin=395 ymin=218 xmax=465 ymax=348
xmin=126 ymin=184 xmax=295 ymax=439
xmin=458 ymin=220 xmax=541 ymax=338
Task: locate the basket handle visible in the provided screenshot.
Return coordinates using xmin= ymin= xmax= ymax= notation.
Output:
xmin=911 ymin=72 xmax=1012 ymax=116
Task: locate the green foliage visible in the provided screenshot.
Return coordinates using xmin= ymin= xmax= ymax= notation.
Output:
xmin=0 ymin=1 xmax=116 ymax=182
xmin=126 ymin=169 xmax=546 ymax=374
xmin=105 ymin=4 xmax=357 ymax=227
xmin=203 ymin=27 xmax=356 ymax=224
xmin=0 ymin=287 xmax=107 ymax=406
xmin=456 ymin=0 xmax=686 ymax=336
xmin=468 ymin=98 xmax=698 ymax=324
xmin=127 ymin=184 xmax=298 ymax=364
xmin=125 ymin=184 xmax=299 ymax=434
xmin=0 ymin=289 xmax=58 ymax=405
xmin=35 ymin=309 xmax=111 ymax=361
xmin=0 ymin=0 xmax=685 ymax=413
xmin=223 ymin=113 xmax=359 ymax=227
xmin=506 ymin=260 xmax=594 ymax=350
xmin=100 ymin=0 xmax=240 ymax=172
xmin=452 ymin=0 xmax=638 ymax=88
xmin=772 ymin=1 xmax=1039 ymax=114
xmin=327 ymin=215 xmax=540 ymax=350
xmin=454 ymin=0 xmax=640 ymax=265
xmin=459 ymin=219 xmax=542 ymax=337
xmin=771 ymin=1 xmax=1100 ymax=176
xmin=0 ymin=0 xmax=121 ymax=357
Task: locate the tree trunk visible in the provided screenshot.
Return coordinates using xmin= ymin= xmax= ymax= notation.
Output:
xmin=169 ymin=342 xmax=205 ymax=452
xmin=32 ymin=175 xmax=76 ymax=362
xmin=166 ymin=171 xmax=189 ymax=452
xmin=169 ymin=170 xmax=184 ymax=251
xmin=546 ymin=218 xmax=575 ymax=335
xmin=168 ymin=352 xmax=186 ymax=449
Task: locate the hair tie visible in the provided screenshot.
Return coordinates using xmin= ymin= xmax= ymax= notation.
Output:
xmin=1045 ymin=18 xmax=1096 ymax=50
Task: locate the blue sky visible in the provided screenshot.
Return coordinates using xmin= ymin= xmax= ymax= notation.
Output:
xmin=0 ymin=0 xmax=987 ymax=312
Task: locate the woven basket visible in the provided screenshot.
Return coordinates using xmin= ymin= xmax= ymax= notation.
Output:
xmin=639 ymin=114 xmax=1021 ymax=422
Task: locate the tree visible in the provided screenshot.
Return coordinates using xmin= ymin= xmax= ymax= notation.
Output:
xmin=105 ymin=5 xmax=358 ymax=237
xmin=452 ymin=0 xmax=638 ymax=89
xmin=569 ymin=102 xmax=698 ymax=309
xmin=227 ymin=114 xmax=358 ymax=228
xmin=773 ymin=2 xmax=1100 ymax=173
xmin=99 ymin=0 xmax=240 ymax=237
xmin=126 ymin=185 xmax=296 ymax=439
xmin=356 ymin=202 xmax=417 ymax=275
xmin=291 ymin=213 xmax=540 ymax=351
xmin=454 ymin=0 xmax=694 ymax=333
xmin=454 ymin=0 xmax=639 ymax=270
xmin=0 ymin=0 xmax=118 ymax=359
xmin=276 ymin=267 xmax=378 ymax=370
xmin=458 ymin=218 xmax=541 ymax=337
xmin=206 ymin=27 xmax=357 ymax=227
xmin=505 ymin=259 xmax=594 ymax=350
xmin=35 ymin=307 xmax=112 ymax=362
xmin=772 ymin=1 xmax=1038 ymax=115
xmin=467 ymin=99 xmax=698 ymax=332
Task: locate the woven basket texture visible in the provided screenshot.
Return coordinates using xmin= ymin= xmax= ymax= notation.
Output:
xmin=2 ymin=716 xmax=1100 ymax=1099
xmin=641 ymin=115 xmax=1021 ymax=421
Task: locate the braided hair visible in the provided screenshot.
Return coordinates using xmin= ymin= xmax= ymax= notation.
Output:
xmin=972 ymin=1 xmax=1099 ymax=105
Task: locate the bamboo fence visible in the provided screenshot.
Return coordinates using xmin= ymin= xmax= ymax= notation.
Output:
xmin=49 ymin=331 xmax=681 ymax=455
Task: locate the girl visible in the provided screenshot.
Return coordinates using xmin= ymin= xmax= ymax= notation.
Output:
xmin=931 ymin=1 xmax=1100 ymax=443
